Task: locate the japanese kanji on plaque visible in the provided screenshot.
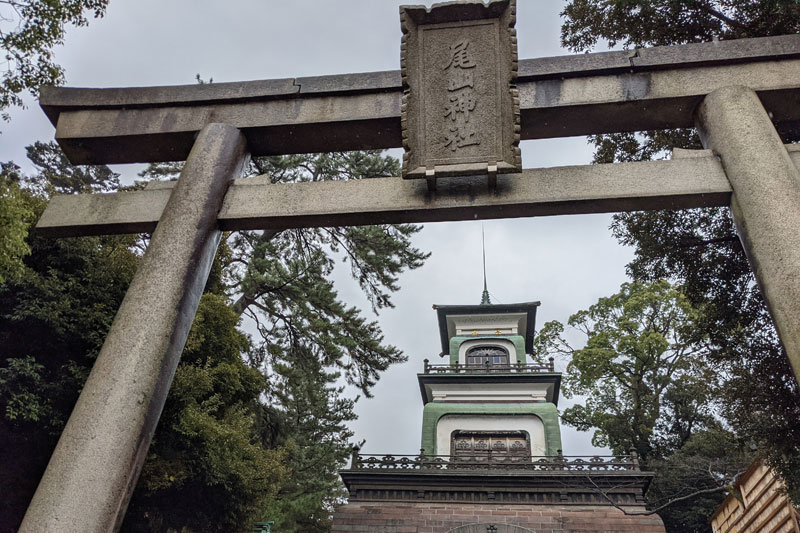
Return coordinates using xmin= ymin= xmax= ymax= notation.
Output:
xmin=400 ymin=0 xmax=521 ymax=183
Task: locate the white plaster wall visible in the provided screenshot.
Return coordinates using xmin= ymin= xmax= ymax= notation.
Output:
xmin=450 ymin=313 xmax=525 ymax=338
xmin=435 ymin=414 xmax=546 ymax=456
xmin=428 ymin=382 xmax=549 ymax=402
xmin=457 ymin=338 xmax=517 ymax=365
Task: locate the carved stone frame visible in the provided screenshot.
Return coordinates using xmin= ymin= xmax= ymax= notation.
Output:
xmin=400 ymin=0 xmax=521 ymax=182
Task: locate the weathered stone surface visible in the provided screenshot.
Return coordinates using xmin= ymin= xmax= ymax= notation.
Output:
xmin=51 ymin=90 xmax=402 ymax=164
xmin=519 ymin=58 xmax=800 ymax=140
xmin=400 ymin=0 xmax=520 ymax=179
xmin=517 ymin=50 xmax=632 ymax=79
xmin=36 ymin=155 xmax=737 ymax=237
xmin=39 ymin=77 xmax=298 ymax=124
xmin=671 ymin=147 xmax=714 ymax=159
xmin=296 ymin=70 xmax=400 ymax=95
xmin=697 ymin=86 xmax=800 ymax=385
xmin=40 ymin=35 xmax=800 ymax=114
xmin=630 ymin=34 xmax=800 ymax=69
xmin=19 ymin=124 xmax=249 ymax=533
xmin=39 ymin=34 xmax=800 ymax=165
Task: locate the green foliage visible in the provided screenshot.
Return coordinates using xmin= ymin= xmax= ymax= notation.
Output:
xmin=0 ymin=0 xmax=108 ymax=119
xmin=0 ymin=142 xmax=304 ymax=533
xmin=560 ymin=0 xmax=800 ymax=512
xmin=604 ymin=158 xmax=800 ymax=504
xmin=0 ymin=140 xmax=119 ymax=284
xmin=0 ymin=145 xmax=144 ymax=532
xmin=561 ymin=0 xmax=800 ymax=53
xmin=231 ymin=153 xmax=427 ymax=398
xmin=24 ymin=140 xmax=120 ymax=194
xmin=535 ymin=281 xmax=751 ymax=530
xmin=646 ymin=427 xmax=752 ymax=533
xmin=0 ymin=192 xmax=138 ymax=532
xmin=535 ymin=280 xmax=714 ymax=459
xmin=259 ymin=355 xmax=355 ymax=533
xmin=140 ymin=149 xmax=428 ymax=529
xmin=0 ymin=165 xmax=34 ymax=283
xmin=123 ymin=293 xmax=290 ymax=533
xmin=234 ymin=230 xmax=406 ymax=396
xmin=0 ymin=141 xmax=425 ymax=532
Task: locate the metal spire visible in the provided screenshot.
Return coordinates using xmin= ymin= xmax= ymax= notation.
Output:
xmin=480 ymin=226 xmax=491 ymax=305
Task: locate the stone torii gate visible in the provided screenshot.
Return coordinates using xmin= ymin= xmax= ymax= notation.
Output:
xmin=18 ymin=2 xmax=800 ymax=530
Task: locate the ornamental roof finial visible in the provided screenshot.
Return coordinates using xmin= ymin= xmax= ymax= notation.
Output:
xmin=480 ymin=226 xmax=491 ymax=305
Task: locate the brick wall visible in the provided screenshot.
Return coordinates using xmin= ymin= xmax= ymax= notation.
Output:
xmin=332 ymin=501 xmax=666 ymax=532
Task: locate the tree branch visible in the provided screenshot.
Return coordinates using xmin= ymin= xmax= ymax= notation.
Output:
xmin=676 ymin=235 xmax=739 ymax=249
xmin=229 ymin=228 xmax=283 ymax=316
xmin=690 ymin=1 xmax=750 ymax=33
xmin=584 ymin=472 xmax=742 ymax=516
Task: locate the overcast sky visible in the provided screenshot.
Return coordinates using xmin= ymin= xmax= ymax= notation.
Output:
xmin=1 ymin=1 xmax=634 ymax=457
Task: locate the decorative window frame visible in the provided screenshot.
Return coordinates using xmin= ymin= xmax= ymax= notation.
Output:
xmin=457 ymin=338 xmax=516 ymax=366
xmin=449 ymin=429 xmax=531 ymax=457
xmin=465 ymin=344 xmax=510 ymax=366
xmin=434 ymin=413 xmax=547 ymax=456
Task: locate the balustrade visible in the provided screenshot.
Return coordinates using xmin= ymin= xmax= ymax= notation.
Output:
xmin=423 ymin=357 xmax=555 ymax=374
xmin=348 ymin=447 xmax=641 ymax=473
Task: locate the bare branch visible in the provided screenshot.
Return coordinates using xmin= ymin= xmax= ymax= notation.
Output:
xmin=584 ymin=471 xmax=743 ymax=516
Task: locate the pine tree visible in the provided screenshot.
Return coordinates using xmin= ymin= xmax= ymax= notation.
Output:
xmin=139 ymin=149 xmax=428 ymax=530
xmin=0 ymin=142 xmax=427 ymax=532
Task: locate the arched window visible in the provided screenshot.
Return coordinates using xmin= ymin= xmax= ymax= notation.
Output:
xmin=465 ymin=345 xmax=508 ymax=367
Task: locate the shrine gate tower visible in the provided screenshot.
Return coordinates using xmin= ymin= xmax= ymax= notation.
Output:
xmin=332 ymin=294 xmax=666 ymax=532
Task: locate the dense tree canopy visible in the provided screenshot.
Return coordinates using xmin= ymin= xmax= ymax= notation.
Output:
xmin=122 ymin=291 xmax=290 ymax=532
xmin=0 ymin=165 xmax=33 ymax=283
xmin=645 ymin=427 xmax=751 ymax=533
xmin=0 ymin=142 xmax=426 ymax=532
xmin=561 ymin=0 xmax=800 ymax=52
xmin=0 ymin=171 xmax=139 ymax=531
xmin=535 ymin=281 xmax=751 ymax=531
xmin=535 ymin=281 xmax=716 ymax=460
xmin=258 ymin=355 xmax=355 ymax=533
xmin=138 ymin=150 xmax=429 ymax=530
xmin=559 ymin=1 xmax=800 ymax=529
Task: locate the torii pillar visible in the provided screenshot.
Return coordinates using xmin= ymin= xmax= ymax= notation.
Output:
xmin=19 ymin=124 xmax=249 ymax=532
xmin=697 ymin=86 xmax=800 ymax=376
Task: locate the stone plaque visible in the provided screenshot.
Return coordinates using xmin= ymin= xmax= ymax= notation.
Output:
xmin=400 ymin=0 xmax=521 ymax=182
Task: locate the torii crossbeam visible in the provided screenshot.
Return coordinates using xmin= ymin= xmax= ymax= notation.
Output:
xmin=19 ymin=32 xmax=800 ymax=532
